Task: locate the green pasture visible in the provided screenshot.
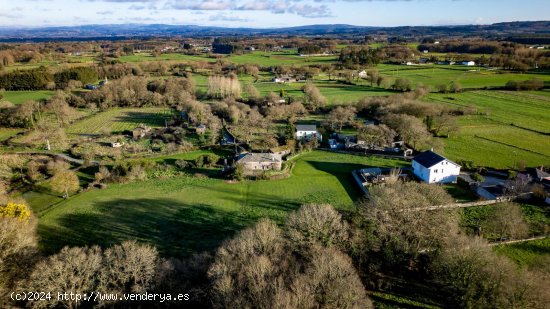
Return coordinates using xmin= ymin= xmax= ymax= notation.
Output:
xmin=2 ymin=90 xmax=54 ymax=105
xmin=425 ymin=91 xmax=550 ymax=132
xmin=67 ymin=107 xmax=172 ymax=135
xmin=377 ymin=64 xmax=550 ymax=89
xmin=31 ymin=151 xmax=405 ymax=256
xmin=423 ymin=91 xmax=550 ymax=168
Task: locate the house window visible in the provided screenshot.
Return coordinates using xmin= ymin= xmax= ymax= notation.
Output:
xmin=434 ymin=169 xmax=438 ymax=173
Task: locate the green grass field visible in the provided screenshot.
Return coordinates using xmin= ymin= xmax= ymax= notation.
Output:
xmin=2 ymin=90 xmax=54 ymax=104
xmin=424 ymin=90 xmax=550 ymax=169
xmin=0 ymin=128 xmax=23 ymax=141
xmin=495 ymin=238 xmax=550 ymax=268
xmin=67 ymin=107 xmax=172 ymax=135
xmin=377 ymin=64 xmax=550 ymax=89
xmin=31 ymin=151 xmax=405 ymax=256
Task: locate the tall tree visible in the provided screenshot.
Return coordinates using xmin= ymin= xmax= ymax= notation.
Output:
xmin=50 ymin=170 xmax=79 ymax=198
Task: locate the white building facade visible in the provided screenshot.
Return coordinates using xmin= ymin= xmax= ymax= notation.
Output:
xmin=412 ymin=151 xmax=461 ymax=184
xmin=295 ymin=124 xmax=322 ymax=142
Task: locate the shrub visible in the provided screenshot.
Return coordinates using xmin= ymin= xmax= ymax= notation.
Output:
xmin=195 ymin=154 xmax=219 ymax=168
xmin=0 ymin=202 xmax=31 ymax=221
xmin=174 ymin=159 xmax=189 ymax=170
xmin=472 ymin=172 xmax=484 ymax=182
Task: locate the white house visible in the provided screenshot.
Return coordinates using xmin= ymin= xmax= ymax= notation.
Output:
xmin=295 ymin=124 xmax=322 ymax=142
xmin=412 ymin=150 xmax=461 ymax=184
xmin=357 ymin=70 xmax=368 ymax=78
xmin=461 ymin=61 xmax=476 ymax=66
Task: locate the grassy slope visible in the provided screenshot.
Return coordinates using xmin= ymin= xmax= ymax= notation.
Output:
xmin=32 ymin=151 xmax=405 ymax=256
xmin=495 ymin=238 xmax=550 ymax=268
xmin=424 ymin=90 xmax=550 ymax=169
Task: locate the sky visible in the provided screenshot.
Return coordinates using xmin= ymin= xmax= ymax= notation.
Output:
xmin=0 ymin=0 xmax=549 ymax=28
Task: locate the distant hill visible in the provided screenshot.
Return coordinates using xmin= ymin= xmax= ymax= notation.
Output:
xmin=0 ymin=21 xmax=548 ymax=41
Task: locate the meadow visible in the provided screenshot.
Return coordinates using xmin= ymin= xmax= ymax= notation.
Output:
xmin=30 ymin=150 xmax=406 ymax=256
xmin=424 ymin=90 xmax=550 ymax=169
xmin=66 ymin=107 xmax=172 ymax=135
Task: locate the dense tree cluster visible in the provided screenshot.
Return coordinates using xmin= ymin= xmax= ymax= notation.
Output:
xmin=0 ymin=67 xmax=52 ymax=90
xmin=338 ymin=46 xmax=380 ymax=68
xmin=209 ymin=205 xmax=372 ymax=309
xmin=418 ymin=41 xmax=505 ymax=54
xmin=505 ymin=78 xmax=544 ymax=91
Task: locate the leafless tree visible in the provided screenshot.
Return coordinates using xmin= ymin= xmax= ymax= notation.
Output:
xmin=358 ymin=182 xmax=457 ymax=267
xmin=285 ymin=204 xmax=349 ymax=252
xmin=303 ymin=82 xmax=327 ymax=111
xmin=327 ymin=106 xmax=357 ymax=131
xmin=431 ymin=235 xmax=550 ymax=308
xmin=357 ymin=124 xmax=396 ymax=149
xmin=0 ymin=216 xmax=38 ymax=304
xmin=482 ymin=203 xmax=529 ymax=240
xmin=26 ymin=246 xmax=103 ymax=309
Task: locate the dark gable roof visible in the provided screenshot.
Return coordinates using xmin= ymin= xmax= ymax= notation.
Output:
xmin=296 ymin=124 xmax=317 ymax=131
xmin=413 ymin=150 xmax=459 ymax=168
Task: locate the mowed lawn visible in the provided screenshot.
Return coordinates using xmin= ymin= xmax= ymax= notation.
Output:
xmin=2 ymin=90 xmax=54 ymax=104
xmin=67 ymin=107 xmax=172 ymax=135
xmin=424 ymin=90 xmax=550 ymax=169
xmin=33 ymin=151 xmax=406 ymax=257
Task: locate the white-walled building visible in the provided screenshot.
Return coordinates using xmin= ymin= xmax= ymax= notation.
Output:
xmin=295 ymin=124 xmax=322 ymax=142
xmin=461 ymin=61 xmax=476 ymax=66
xmin=412 ymin=150 xmax=461 ymax=184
